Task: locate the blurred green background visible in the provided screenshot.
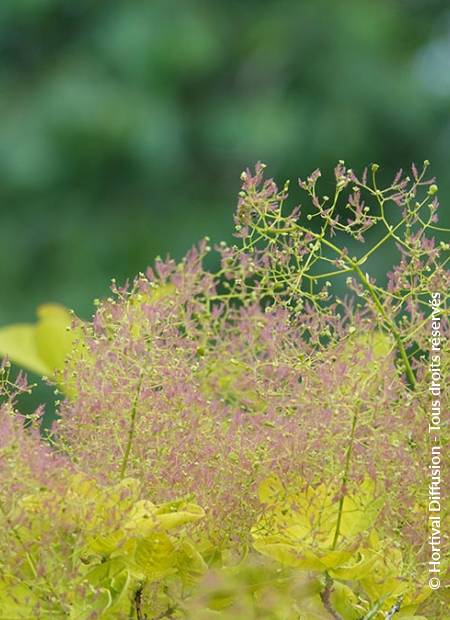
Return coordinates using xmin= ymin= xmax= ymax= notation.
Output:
xmin=1 ymin=0 xmax=449 ymax=322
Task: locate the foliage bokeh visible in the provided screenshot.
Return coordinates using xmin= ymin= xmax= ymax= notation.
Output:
xmin=1 ymin=0 xmax=449 ymax=329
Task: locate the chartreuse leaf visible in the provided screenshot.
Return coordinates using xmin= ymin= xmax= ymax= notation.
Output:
xmin=132 ymin=533 xmax=177 ymax=581
xmin=359 ymin=532 xmax=431 ymax=617
xmin=258 ymin=474 xmax=284 ymax=504
xmin=34 ymin=304 xmax=76 ymax=373
xmin=155 ymin=498 xmax=205 ymax=530
xmin=252 ymin=475 xmax=382 ymax=572
xmin=173 ymin=538 xmax=208 ymax=586
xmin=328 ymin=548 xmax=377 ymax=580
xmin=0 ymin=323 xmax=49 ymax=375
xmin=80 ymin=558 xmax=131 ymax=616
xmin=123 ymin=499 xmax=159 ymax=536
xmin=252 ymin=537 xmax=353 ymax=571
xmin=0 ymin=581 xmax=42 ymax=619
xmin=337 ymin=478 xmax=384 ymax=539
xmin=0 ymin=303 xmax=75 ymax=378
xmin=330 ymin=580 xmax=361 ymax=619
xmin=5 ymin=471 xmax=207 ymax=617
xmin=123 ymin=497 xmax=206 ymax=536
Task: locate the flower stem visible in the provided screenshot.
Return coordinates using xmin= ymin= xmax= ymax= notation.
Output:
xmin=332 ymin=404 xmax=358 ymax=550
xmin=350 ymin=262 xmax=416 ymax=389
xmin=120 ymin=372 xmax=143 ymax=480
xmin=257 ymin=223 xmax=417 ymax=388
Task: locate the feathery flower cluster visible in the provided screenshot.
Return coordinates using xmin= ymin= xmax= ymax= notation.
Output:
xmin=1 ymin=161 xmax=449 ymax=618
xmin=55 ymin=162 xmax=448 ymax=548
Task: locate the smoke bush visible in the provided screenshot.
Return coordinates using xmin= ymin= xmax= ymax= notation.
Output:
xmin=0 ymin=161 xmax=449 ymax=618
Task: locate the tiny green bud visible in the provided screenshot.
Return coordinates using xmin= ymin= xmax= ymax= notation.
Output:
xmin=428 ymin=184 xmax=438 ymax=196
xmin=371 ymin=163 xmax=379 ymax=172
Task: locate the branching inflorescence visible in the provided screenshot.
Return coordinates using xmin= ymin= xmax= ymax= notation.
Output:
xmin=230 ymin=160 xmax=448 ymax=387
xmin=0 ymin=162 xmax=449 ymax=618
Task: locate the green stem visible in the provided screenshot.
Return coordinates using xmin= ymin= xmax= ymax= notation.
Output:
xmin=255 ymin=223 xmax=417 ymax=388
xmin=350 ymin=262 xmax=416 ymax=389
xmin=331 ymin=405 xmax=358 ymax=550
xmin=120 ymin=373 xmax=144 ymax=480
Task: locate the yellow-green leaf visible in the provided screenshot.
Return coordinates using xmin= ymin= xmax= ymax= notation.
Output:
xmin=132 ymin=534 xmax=176 ymax=581
xmin=0 ymin=323 xmax=50 ymax=375
xmin=330 ymin=581 xmax=361 ymax=620
xmin=156 ymin=500 xmax=205 ymax=530
xmin=0 ymin=303 xmax=75 ymax=378
xmin=34 ymin=304 xmax=75 ymax=372
xmin=174 ymin=538 xmax=208 ymax=585
xmin=252 ymin=476 xmax=381 ymax=572
xmin=124 ymin=499 xmax=159 ymax=536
